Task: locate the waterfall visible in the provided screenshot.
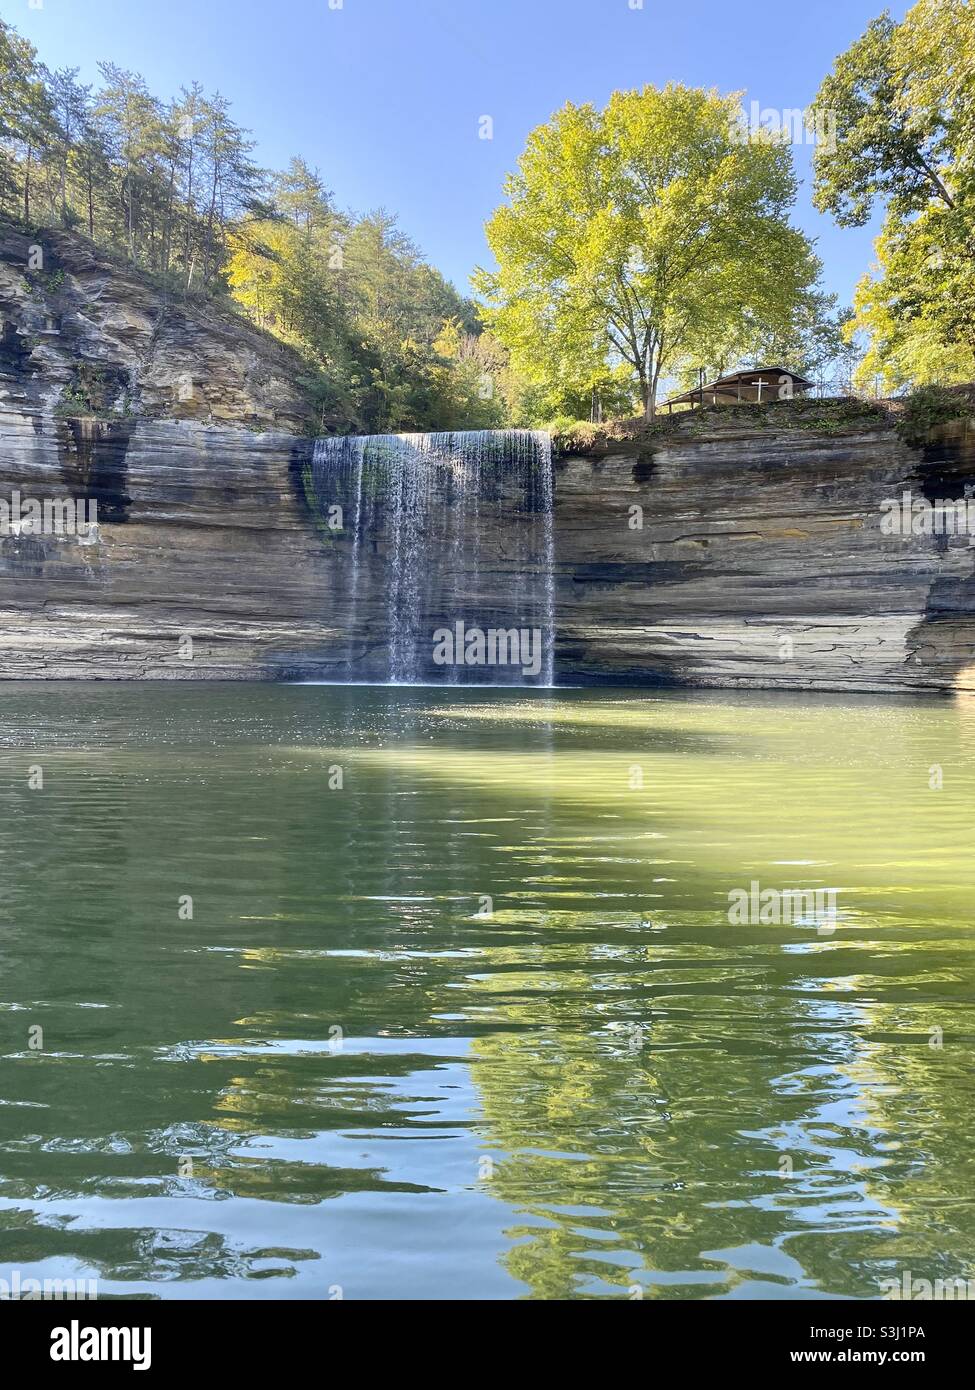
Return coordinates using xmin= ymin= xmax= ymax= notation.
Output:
xmin=308 ymin=430 xmax=555 ymax=685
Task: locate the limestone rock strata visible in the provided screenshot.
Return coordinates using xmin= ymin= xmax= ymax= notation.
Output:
xmin=555 ymin=418 xmax=975 ymax=693
xmin=3 ymin=211 xmax=975 ymax=691
xmin=0 ymin=223 xmax=311 ymax=433
xmin=0 ymin=407 xmax=333 ymax=679
xmin=1 ymin=404 xmax=974 ymax=691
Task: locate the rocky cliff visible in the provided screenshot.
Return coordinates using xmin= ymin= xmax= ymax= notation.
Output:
xmin=2 ymin=224 xmax=974 ymax=691
xmin=555 ymin=404 xmax=975 ymax=693
xmin=0 ymin=223 xmax=312 ymax=432
xmin=0 ymin=223 xmax=332 ymax=678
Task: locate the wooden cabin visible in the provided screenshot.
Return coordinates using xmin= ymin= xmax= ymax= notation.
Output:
xmin=663 ymin=365 xmax=815 ymax=412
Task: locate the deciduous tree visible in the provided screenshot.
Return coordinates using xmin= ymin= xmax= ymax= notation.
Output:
xmin=476 ymin=84 xmax=822 ymax=420
xmin=812 ymin=0 xmax=975 ymax=382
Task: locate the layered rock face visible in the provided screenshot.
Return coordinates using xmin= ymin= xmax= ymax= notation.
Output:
xmin=0 ymin=408 xmax=336 ymax=678
xmin=2 ymin=401 xmax=974 ymax=690
xmin=0 ymin=224 xmax=311 ymax=432
xmin=2 ymin=224 xmax=975 ymax=691
xmin=555 ymin=414 xmax=975 ymax=693
xmin=0 ymin=224 xmax=331 ymax=679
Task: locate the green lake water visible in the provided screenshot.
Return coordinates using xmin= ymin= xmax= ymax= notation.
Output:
xmin=1 ymin=682 xmax=974 ymax=1300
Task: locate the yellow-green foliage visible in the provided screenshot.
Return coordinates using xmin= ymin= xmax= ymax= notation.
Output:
xmin=475 ymin=83 xmax=822 ymax=421
xmin=813 ymin=0 xmax=975 ymax=390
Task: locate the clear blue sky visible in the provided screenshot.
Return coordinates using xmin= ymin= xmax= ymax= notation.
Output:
xmin=7 ymin=0 xmax=909 ymax=307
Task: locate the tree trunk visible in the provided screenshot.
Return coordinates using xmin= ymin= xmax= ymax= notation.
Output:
xmin=184 ymin=149 xmax=195 ymax=278
xmin=23 ymin=144 xmax=32 ymax=223
xmin=162 ymin=159 xmax=177 ymax=274
xmin=202 ymin=161 xmax=219 ymax=285
xmin=123 ymin=170 xmax=135 ymax=260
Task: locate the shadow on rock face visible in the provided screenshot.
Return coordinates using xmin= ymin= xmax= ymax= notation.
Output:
xmin=0 ymin=318 xmax=30 ymax=376
xmin=905 ymin=418 xmax=975 ymax=688
xmin=56 ymin=417 xmax=134 ymax=524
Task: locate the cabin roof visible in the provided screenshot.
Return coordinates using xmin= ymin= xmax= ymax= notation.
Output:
xmin=663 ymin=365 xmax=815 ymax=407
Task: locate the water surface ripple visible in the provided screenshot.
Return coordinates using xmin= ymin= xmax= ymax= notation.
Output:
xmin=0 ymin=684 xmax=973 ymax=1299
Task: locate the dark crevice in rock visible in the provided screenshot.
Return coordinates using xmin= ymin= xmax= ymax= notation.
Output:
xmin=56 ymin=417 xmax=134 ymax=523
xmin=0 ymin=318 xmax=31 ymax=376
xmin=288 ymin=436 xmax=317 ymax=520
xmin=632 ymin=449 xmax=657 ymax=485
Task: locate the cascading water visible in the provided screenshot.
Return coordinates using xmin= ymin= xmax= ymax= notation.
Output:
xmin=308 ymin=430 xmax=555 ymax=685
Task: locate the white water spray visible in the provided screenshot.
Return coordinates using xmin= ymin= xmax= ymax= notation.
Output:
xmin=309 ymin=430 xmax=554 ymax=685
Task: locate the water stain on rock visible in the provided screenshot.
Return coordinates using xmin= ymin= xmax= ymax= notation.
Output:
xmin=632 ymin=448 xmax=657 ymax=485
xmin=916 ymin=440 xmax=975 ymax=504
xmin=0 ymin=318 xmax=30 ymax=376
xmin=56 ymin=417 xmax=134 ymax=523
xmin=0 ymin=532 xmax=47 ymax=577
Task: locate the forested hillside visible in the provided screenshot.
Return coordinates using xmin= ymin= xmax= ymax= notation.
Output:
xmin=0 ymin=17 xmax=520 ymax=433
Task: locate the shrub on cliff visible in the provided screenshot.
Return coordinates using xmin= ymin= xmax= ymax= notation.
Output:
xmin=896 ymin=385 xmax=975 ymax=447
